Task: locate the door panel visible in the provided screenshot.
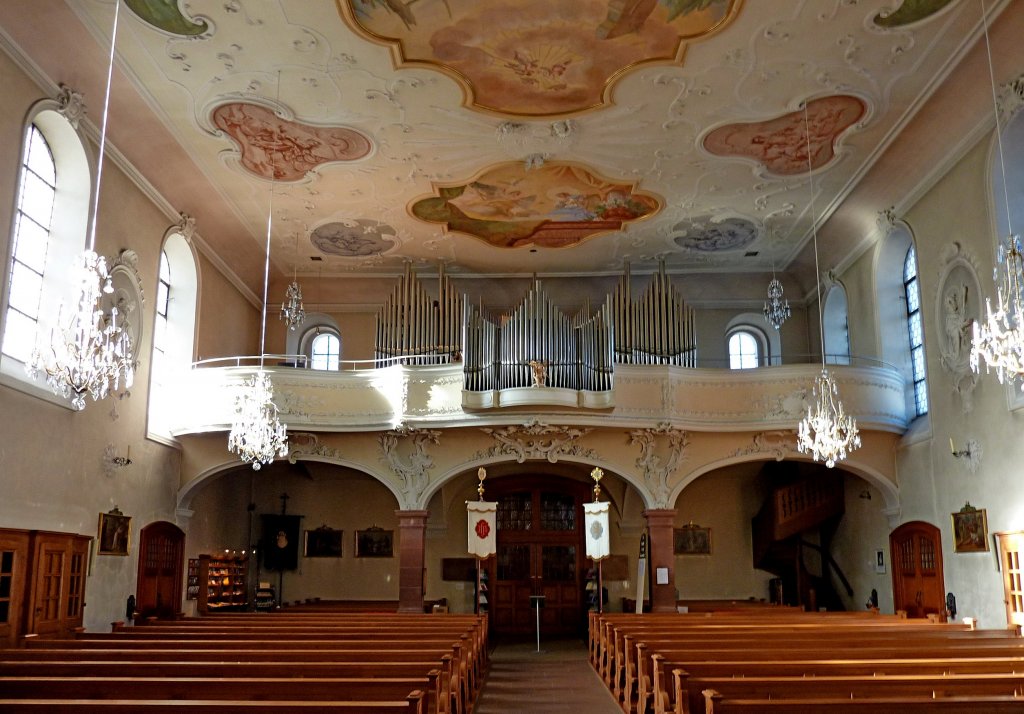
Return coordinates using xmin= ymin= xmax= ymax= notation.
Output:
xmin=0 ymin=530 xmax=30 ymax=646
xmin=996 ymin=531 xmax=1024 ymax=628
xmin=890 ymin=521 xmax=945 ymax=619
xmin=136 ymin=522 xmax=185 ymax=619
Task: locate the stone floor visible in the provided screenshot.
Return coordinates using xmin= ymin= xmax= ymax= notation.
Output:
xmin=473 ymin=637 xmax=621 ymax=713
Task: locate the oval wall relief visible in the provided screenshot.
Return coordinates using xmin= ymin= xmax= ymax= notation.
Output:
xmin=673 ymin=215 xmax=760 ymax=252
xmin=211 ymin=102 xmax=372 ymax=181
xmin=339 ymin=0 xmax=741 ymax=117
xmin=702 ymin=95 xmax=867 ymax=176
xmin=311 ymin=220 xmax=398 ymax=257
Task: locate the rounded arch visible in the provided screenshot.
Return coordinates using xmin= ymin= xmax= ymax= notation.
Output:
xmin=667 ymin=452 xmax=899 ymax=515
xmin=726 ymin=312 xmax=781 ymax=366
xmin=822 ymin=280 xmax=851 ymax=365
xmin=287 ymin=312 xmax=342 ymax=366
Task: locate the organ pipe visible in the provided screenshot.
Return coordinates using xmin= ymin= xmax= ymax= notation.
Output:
xmin=374 ymin=263 xmax=463 ymax=367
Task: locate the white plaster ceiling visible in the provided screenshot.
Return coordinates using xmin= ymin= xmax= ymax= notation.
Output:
xmin=21 ymin=1 xmax=1010 ymax=293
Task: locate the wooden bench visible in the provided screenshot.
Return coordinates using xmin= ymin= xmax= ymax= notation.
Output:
xmin=701 ymin=690 xmax=1024 ymax=713
xmin=0 ymin=695 xmax=424 ymax=713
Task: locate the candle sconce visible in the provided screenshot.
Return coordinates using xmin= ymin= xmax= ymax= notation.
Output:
xmin=949 ymin=437 xmax=981 ymax=473
xmin=103 ymin=443 xmax=132 ymax=476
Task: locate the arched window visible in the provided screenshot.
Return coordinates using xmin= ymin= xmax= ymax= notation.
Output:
xmin=147 ymin=230 xmax=198 ymax=439
xmin=2 ymin=126 xmax=55 ymax=364
xmin=903 ymin=245 xmax=928 ymax=416
xmin=823 ymin=283 xmax=851 ymax=366
xmin=311 ymin=332 xmax=341 ymax=371
xmin=728 ymin=330 xmax=760 ymax=369
xmin=0 ymin=99 xmax=91 ymax=401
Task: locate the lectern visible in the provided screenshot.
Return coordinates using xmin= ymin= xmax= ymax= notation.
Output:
xmin=529 ymin=595 xmax=545 ymax=653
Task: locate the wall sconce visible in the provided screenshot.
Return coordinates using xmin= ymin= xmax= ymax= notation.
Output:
xmin=949 ymin=437 xmax=982 ymax=474
xmin=103 ymin=443 xmax=132 ymax=476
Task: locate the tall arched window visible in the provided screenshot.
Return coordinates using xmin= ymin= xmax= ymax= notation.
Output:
xmin=147 ymin=230 xmax=198 ymax=439
xmin=311 ymin=332 xmax=341 ymax=371
xmin=823 ymin=283 xmax=851 ymax=366
xmin=728 ymin=330 xmax=760 ymax=369
xmin=903 ymin=245 xmax=928 ymax=416
xmin=2 ymin=126 xmax=55 ymax=364
xmin=0 ymin=99 xmax=91 ymax=401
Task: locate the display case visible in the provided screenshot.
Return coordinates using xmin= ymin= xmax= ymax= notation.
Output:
xmin=196 ymin=554 xmax=248 ymax=613
xmin=185 ymin=558 xmax=199 ymax=600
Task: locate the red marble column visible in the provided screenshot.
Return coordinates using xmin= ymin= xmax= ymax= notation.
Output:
xmin=396 ymin=510 xmax=430 ymax=613
xmin=643 ymin=508 xmax=678 ymax=613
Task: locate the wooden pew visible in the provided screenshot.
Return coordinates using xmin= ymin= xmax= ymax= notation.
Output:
xmin=701 ymin=690 xmax=1024 ymax=713
xmin=0 ymin=695 xmax=424 ymax=713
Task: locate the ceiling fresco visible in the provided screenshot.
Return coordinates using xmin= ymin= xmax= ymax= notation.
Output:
xmin=409 ymin=161 xmax=661 ymax=249
xmin=339 ymin=0 xmax=741 ymax=116
xmin=210 ymin=102 xmax=373 ymax=181
xmin=701 ymin=95 xmax=868 ymax=177
xmin=45 ymin=0 xmax=1000 ymax=284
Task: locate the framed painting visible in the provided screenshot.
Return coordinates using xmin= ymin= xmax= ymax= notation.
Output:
xmin=304 ymin=526 xmax=343 ymax=558
xmin=952 ymin=503 xmax=989 ymax=553
xmin=355 ymin=527 xmax=394 ymax=558
xmin=674 ymin=524 xmax=711 ymax=555
xmin=98 ymin=507 xmax=131 ymax=556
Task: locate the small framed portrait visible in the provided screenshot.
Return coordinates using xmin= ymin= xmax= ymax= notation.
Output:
xmin=674 ymin=523 xmax=711 ymax=555
xmin=304 ymin=526 xmax=343 ymax=558
xmin=98 ymin=507 xmax=131 ymax=556
xmin=952 ymin=503 xmax=989 ymax=553
xmin=355 ymin=527 xmax=394 ymax=558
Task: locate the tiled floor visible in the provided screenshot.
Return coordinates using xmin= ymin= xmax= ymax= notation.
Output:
xmin=473 ymin=638 xmax=622 ymax=713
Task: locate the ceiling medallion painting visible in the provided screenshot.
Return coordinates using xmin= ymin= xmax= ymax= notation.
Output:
xmin=702 ymin=95 xmax=867 ymax=177
xmin=339 ymin=0 xmax=741 ymax=116
xmin=410 ymin=161 xmax=661 ymax=249
xmin=311 ymin=220 xmax=398 ymax=257
xmin=210 ymin=102 xmax=372 ymax=181
xmin=673 ymin=215 xmax=759 ymax=252
xmin=125 ymin=0 xmax=210 ymax=36
xmin=873 ymin=0 xmax=957 ymax=28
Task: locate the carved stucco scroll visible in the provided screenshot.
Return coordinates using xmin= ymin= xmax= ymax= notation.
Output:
xmin=476 ymin=419 xmax=596 ymax=464
xmin=629 ymin=423 xmax=689 ymax=508
xmin=379 ymin=425 xmax=441 ymax=508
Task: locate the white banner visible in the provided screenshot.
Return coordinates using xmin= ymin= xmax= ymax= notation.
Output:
xmin=467 ymin=501 xmax=497 ymax=558
xmin=584 ymin=501 xmax=610 ymax=561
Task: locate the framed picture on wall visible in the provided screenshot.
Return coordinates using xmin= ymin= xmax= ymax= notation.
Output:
xmin=674 ymin=523 xmax=711 ymax=555
xmin=355 ymin=527 xmax=394 ymax=558
xmin=952 ymin=503 xmax=989 ymax=553
xmin=304 ymin=526 xmax=343 ymax=558
xmin=97 ymin=507 xmax=131 ymax=556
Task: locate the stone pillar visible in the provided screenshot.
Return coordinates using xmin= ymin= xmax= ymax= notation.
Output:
xmin=643 ymin=508 xmax=678 ymax=613
xmin=396 ymin=510 xmax=429 ymax=613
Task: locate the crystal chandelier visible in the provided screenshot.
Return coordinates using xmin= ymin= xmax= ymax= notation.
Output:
xmin=970 ymin=0 xmax=1023 ymax=385
xmin=228 ymin=72 xmax=288 ymax=468
xmin=280 ymin=280 xmax=305 ymax=330
xmin=27 ymin=0 xmax=135 ymax=410
xmin=28 ymin=250 xmax=134 ymax=410
xmin=763 ymin=277 xmax=791 ymax=330
xmin=795 ymin=101 xmax=860 ymax=467
xmin=279 ymin=233 xmax=305 ymax=330
xmin=227 ymin=370 xmax=288 ymax=470
xmin=798 ymin=369 xmax=862 ymax=468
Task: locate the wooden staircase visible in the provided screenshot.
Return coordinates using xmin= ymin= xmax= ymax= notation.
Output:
xmin=752 ymin=465 xmax=851 ymax=611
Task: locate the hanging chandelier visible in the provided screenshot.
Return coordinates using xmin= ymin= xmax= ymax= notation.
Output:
xmin=28 ymin=250 xmax=134 ymax=410
xmin=763 ymin=277 xmax=791 ymax=330
xmin=228 ymin=71 xmax=288 ymax=469
xmin=797 ymin=369 xmax=862 ymax=468
xmin=227 ymin=370 xmax=288 ymax=470
xmin=280 ymin=232 xmax=305 ymax=330
xmin=970 ymin=0 xmax=1023 ymax=386
xmin=795 ymin=100 xmax=860 ymax=467
xmin=27 ymin=0 xmax=134 ymax=410
xmin=280 ymin=280 xmax=305 ymax=331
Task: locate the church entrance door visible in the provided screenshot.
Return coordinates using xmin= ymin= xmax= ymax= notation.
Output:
xmin=487 ymin=475 xmax=588 ymax=638
xmin=890 ymin=521 xmax=945 ymax=619
xmin=136 ymin=521 xmax=185 ymax=619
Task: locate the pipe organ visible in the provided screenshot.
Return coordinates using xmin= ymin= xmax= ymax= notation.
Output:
xmin=462 ymin=280 xmax=614 ymax=407
xmin=606 ymin=260 xmax=696 ymax=366
xmin=374 ymin=263 xmax=463 ymax=366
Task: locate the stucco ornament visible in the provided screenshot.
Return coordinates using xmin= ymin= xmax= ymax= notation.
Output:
xmin=175 ymin=212 xmax=197 ymax=242
xmin=997 ymin=73 xmax=1024 ymax=125
xmin=936 ymin=243 xmax=982 ymax=413
xmin=287 ymin=432 xmax=344 ymax=462
xmin=629 ymin=423 xmax=689 ymax=508
xmin=731 ymin=431 xmax=793 ymax=461
xmin=379 ymin=425 xmax=441 ymax=507
xmin=477 ymin=419 xmax=596 ymax=464
xmin=56 ymin=84 xmax=86 ymax=129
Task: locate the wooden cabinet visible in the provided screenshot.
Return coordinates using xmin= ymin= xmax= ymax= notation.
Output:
xmin=0 ymin=530 xmax=31 ymax=647
xmin=197 ymin=554 xmax=248 ymax=613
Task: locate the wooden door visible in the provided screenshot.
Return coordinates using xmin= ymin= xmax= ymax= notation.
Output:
xmin=0 ymin=529 xmax=30 ymax=646
xmin=136 ymin=521 xmax=185 ymax=619
xmin=487 ymin=476 xmax=587 ymax=637
xmin=890 ymin=521 xmax=945 ymax=619
xmin=996 ymin=531 xmax=1024 ymax=628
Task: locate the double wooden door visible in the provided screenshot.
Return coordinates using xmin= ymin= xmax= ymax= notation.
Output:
xmin=136 ymin=521 xmax=185 ymax=619
xmin=890 ymin=521 xmax=945 ymax=619
xmin=487 ymin=476 xmax=588 ymax=637
xmin=996 ymin=531 xmax=1024 ymax=628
